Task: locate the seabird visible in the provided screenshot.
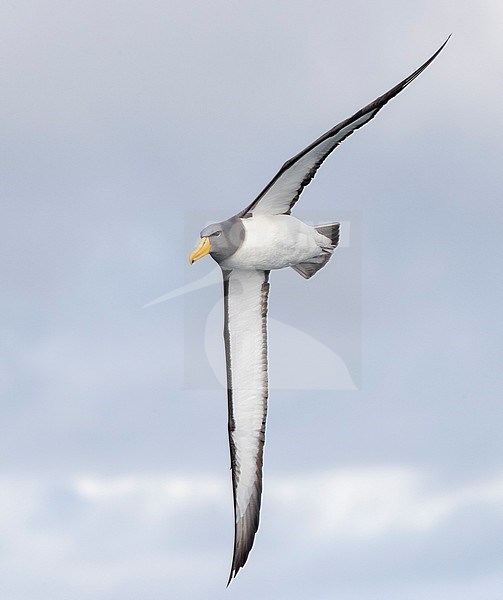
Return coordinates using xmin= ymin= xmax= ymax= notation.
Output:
xmin=189 ymin=37 xmax=449 ymax=583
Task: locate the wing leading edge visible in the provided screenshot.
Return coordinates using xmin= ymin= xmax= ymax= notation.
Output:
xmin=240 ymin=36 xmax=450 ymax=218
xmin=222 ymin=268 xmax=270 ymax=584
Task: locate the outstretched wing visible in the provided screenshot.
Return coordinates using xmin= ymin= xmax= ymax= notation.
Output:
xmin=239 ymin=36 xmax=450 ymax=218
xmin=222 ymin=268 xmax=270 ymax=584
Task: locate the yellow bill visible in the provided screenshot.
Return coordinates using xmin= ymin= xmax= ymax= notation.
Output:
xmin=189 ymin=236 xmax=211 ymax=264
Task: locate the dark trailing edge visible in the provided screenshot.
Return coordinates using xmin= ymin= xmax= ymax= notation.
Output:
xmin=239 ymin=35 xmax=451 ymax=219
xmin=219 ymin=36 xmax=450 ymax=584
xmin=223 ymin=269 xmax=270 ymax=585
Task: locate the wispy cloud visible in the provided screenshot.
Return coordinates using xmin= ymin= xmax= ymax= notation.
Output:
xmin=1 ymin=467 xmax=501 ymax=597
xmin=3 ymin=467 xmax=501 ymax=542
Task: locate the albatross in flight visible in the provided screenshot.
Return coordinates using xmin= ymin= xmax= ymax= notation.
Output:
xmin=189 ymin=37 xmax=449 ymax=583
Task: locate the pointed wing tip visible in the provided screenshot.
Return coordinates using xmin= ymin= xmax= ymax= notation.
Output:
xmin=433 ymin=34 xmax=452 ymax=60
xmin=226 ymin=546 xmax=250 ymax=586
xmin=402 ymin=34 xmax=451 ymax=90
xmin=226 ymin=506 xmax=262 ymax=585
xmin=225 ymin=533 xmax=250 ymax=586
xmin=226 ymin=566 xmax=238 ymax=587
xmin=237 ymin=36 xmax=451 ymax=219
xmin=227 ymin=545 xmax=243 ymax=586
xmin=226 ymin=546 xmax=246 ymax=586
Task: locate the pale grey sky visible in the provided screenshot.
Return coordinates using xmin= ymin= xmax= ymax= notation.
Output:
xmin=1 ymin=1 xmax=502 ymax=598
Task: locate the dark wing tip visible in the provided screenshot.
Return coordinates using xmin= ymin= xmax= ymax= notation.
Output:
xmin=226 ymin=526 xmax=257 ymax=586
xmin=399 ymin=34 xmax=451 ymax=88
xmin=238 ymin=36 xmax=450 ymax=219
xmin=226 ymin=473 xmax=263 ymax=585
xmin=226 ymin=491 xmax=263 ymax=585
xmin=348 ymin=34 xmax=451 ymax=125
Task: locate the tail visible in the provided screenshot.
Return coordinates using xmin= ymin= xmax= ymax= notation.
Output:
xmin=291 ymin=222 xmax=340 ymax=279
xmin=315 ymin=222 xmax=340 ymax=248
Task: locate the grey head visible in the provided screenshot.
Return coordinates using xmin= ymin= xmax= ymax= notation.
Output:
xmin=200 ymin=216 xmax=245 ymax=264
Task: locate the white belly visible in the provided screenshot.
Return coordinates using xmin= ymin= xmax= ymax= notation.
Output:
xmin=220 ymin=215 xmax=327 ymax=271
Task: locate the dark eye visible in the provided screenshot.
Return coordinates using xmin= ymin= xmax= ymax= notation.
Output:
xmin=214 ymin=231 xmax=221 ymax=237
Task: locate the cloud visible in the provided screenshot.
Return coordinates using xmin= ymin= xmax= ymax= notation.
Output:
xmin=68 ymin=467 xmax=503 ymax=542
xmin=267 ymin=467 xmax=503 ymax=540
xmin=1 ymin=1 xmax=502 ymax=598
xmin=1 ymin=466 xmax=501 ymax=599
xmin=1 ymin=466 xmax=501 ymax=593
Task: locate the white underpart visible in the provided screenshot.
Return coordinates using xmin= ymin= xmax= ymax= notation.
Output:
xmin=226 ymin=269 xmax=268 ymax=518
xmin=221 ymin=214 xmax=331 ymax=271
xmin=205 ymin=298 xmax=357 ymax=391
